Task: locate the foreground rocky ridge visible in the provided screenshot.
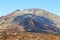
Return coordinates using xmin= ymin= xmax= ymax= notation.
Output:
xmin=0 ymin=31 xmax=60 ymax=40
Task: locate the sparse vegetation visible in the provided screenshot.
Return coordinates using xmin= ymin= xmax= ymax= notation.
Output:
xmin=0 ymin=32 xmax=60 ymax=40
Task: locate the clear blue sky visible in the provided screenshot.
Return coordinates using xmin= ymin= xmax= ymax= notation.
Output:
xmin=0 ymin=0 xmax=60 ymax=16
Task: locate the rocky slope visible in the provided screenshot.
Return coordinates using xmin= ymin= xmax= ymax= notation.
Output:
xmin=0 ymin=8 xmax=60 ymax=40
xmin=0 ymin=32 xmax=60 ymax=40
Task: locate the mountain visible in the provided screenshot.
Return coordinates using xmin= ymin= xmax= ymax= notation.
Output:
xmin=0 ymin=8 xmax=60 ymax=40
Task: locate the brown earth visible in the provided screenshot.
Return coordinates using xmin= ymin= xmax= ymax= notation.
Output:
xmin=0 ymin=32 xmax=60 ymax=40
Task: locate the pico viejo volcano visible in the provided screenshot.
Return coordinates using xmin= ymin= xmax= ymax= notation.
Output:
xmin=0 ymin=8 xmax=60 ymax=40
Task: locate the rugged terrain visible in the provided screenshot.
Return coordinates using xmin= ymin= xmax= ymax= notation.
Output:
xmin=0 ymin=8 xmax=60 ymax=40
xmin=0 ymin=32 xmax=60 ymax=40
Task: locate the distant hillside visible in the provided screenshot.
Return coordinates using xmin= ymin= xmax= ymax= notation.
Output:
xmin=0 ymin=8 xmax=60 ymax=40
